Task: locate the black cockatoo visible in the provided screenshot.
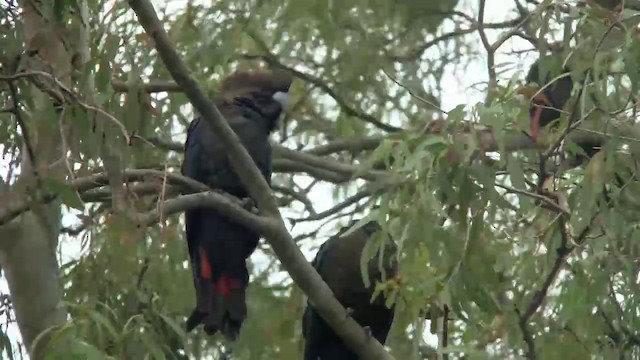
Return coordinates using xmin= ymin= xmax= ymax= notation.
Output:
xmin=520 ymin=57 xmax=574 ymax=143
xmin=519 ymin=57 xmax=603 ymax=164
xmin=181 ymin=69 xmax=293 ymax=340
xmin=303 ymin=221 xmax=398 ymax=360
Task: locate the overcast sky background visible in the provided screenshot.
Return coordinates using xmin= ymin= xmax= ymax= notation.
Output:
xmin=0 ymin=0 xmax=537 ymax=357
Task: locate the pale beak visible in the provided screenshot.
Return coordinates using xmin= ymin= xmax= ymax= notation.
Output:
xmin=272 ymin=91 xmax=290 ymax=109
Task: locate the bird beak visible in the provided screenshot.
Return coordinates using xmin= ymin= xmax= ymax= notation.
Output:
xmin=272 ymin=91 xmax=290 ymax=109
xmin=517 ymin=85 xmax=540 ymax=99
xmin=516 ymin=85 xmax=552 ymax=105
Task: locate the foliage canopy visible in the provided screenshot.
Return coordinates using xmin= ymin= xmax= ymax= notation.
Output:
xmin=1 ymin=0 xmax=640 ymax=359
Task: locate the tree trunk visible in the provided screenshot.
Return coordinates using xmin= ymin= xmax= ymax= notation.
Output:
xmin=0 ymin=2 xmax=71 ymax=358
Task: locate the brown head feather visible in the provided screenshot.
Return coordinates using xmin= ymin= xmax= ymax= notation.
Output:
xmin=213 ymin=69 xmax=293 ymax=132
xmin=219 ymin=69 xmax=293 ymax=96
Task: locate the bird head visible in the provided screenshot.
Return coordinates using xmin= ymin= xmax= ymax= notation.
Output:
xmin=521 ymin=58 xmax=573 ymax=108
xmin=517 ymin=57 xmax=574 ymax=140
xmin=218 ymin=69 xmax=294 ymax=132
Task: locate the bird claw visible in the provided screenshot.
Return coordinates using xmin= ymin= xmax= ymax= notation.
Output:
xmin=345 ymin=307 xmax=354 ymax=318
xmin=239 ymin=197 xmax=252 ymax=208
xmin=363 ymin=326 xmax=373 ymax=339
xmin=240 ymin=198 xmax=259 ymax=213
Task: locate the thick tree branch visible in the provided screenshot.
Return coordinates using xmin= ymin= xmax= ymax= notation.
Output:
xmin=273 ymin=145 xmax=388 ymax=182
xmin=0 ymin=169 xmax=218 ymax=226
xmin=126 ymin=1 xmax=395 ymax=358
xmin=306 ymin=136 xmax=386 ymax=156
xmin=111 ymin=80 xmax=182 ymax=93
xmin=0 ymin=1 xmax=72 ymax=356
xmin=138 ymin=192 xmax=270 ymax=233
xmin=138 ymin=122 xmax=640 ymax=167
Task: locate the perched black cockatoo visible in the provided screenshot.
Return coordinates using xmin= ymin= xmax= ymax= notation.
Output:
xmin=181 ymin=69 xmax=293 ymax=340
xmin=303 ymin=221 xmax=398 ymax=360
xmin=519 ymin=57 xmax=603 ymax=164
xmin=519 ymin=57 xmax=574 ymax=143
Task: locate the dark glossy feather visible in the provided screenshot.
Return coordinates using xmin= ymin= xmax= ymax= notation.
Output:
xmin=303 ymin=221 xmax=397 ymax=360
xmin=525 ymin=58 xmax=607 ymax=163
xmin=525 ymin=58 xmax=574 ymax=129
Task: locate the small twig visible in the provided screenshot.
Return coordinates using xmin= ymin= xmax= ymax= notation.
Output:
xmin=60 ymin=224 xmax=88 ymax=236
xmin=296 ymin=188 xmax=376 ymax=222
xmin=389 ymin=13 xmax=527 ymax=62
xmin=271 ymin=185 xmax=317 ymax=216
xmin=490 ymin=8 xmax=537 ymax=51
xmin=157 ymin=162 xmax=169 ymax=228
xmin=478 ymin=0 xmax=497 ymax=91
xmin=380 ymin=68 xmax=448 ymax=114
xmin=7 ymin=80 xmax=38 ymax=179
xmin=57 ymin=106 xmax=76 ymax=179
xmin=516 ymin=306 xmax=537 ymax=359
xmin=495 ymin=183 xmax=570 ymax=215
xmin=136 ymin=257 xmax=150 ymax=289
xmin=0 ymin=70 xmax=131 ymax=144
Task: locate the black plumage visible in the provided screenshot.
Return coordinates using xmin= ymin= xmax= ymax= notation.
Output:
xmin=522 ymin=57 xmax=603 ymax=163
xmin=523 ymin=58 xmax=574 ymax=141
xmin=181 ymin=69 xmax=292 ymax=340
xmin=303 ymin=221 xmax=398 ymax=360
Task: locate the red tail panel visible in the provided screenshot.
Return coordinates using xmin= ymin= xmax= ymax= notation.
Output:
xmin=215 ymin=276 xmax=243 ymax=299
xmin=199 ymin=247 xmax=212 ymax=279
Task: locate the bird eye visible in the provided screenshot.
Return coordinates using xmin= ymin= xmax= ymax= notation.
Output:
xmin=272 ymin=91 xmax=289 ymax=109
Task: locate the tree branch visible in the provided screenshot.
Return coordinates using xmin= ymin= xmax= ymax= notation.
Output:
xmin=111 ymin=80 xmax=182 ymax=93
xmin=0 ymin=169 xmax=218 ymax=226
xmin=273 ymin=145 xmax=388 ymax=182
xmin=137 ymin=192 xmax=271 ymax=233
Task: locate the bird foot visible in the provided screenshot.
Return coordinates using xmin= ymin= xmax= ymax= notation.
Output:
xmin=363 ymin=326 xmax=373 ymax=339
xmin=345 ymin=307 xmax=354 ymax=318
xmin=240 ymin=198 xmax=258 ymax=213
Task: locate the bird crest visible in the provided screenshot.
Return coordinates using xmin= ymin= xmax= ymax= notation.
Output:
xmin=219 ymin=69 xmax=293 ymax=97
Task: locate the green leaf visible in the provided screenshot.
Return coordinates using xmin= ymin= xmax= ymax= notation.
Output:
xmin=446 ymin=104 xmax=466 ymax=122
xmin=623 ymin=38 xmax=640 ymax=93
xmin=42 ymin=178 xmax=84 ymax=211
xmin=505 ymin=153 xmax=529 ymax=210
xmin=89 ymin=311 xmax=119 ymax=340
xmin=69 ymin=339 xmax=112 ymax=360
xmin=158 ymin=314 xmax=188 ymax=341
